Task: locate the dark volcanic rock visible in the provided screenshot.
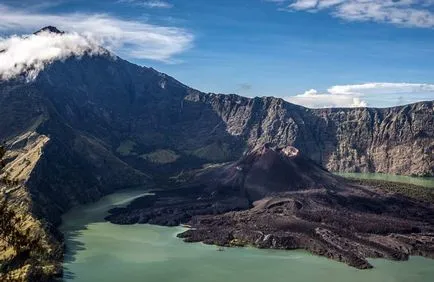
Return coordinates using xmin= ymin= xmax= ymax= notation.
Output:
xmin=105 ymin=186 xmax=250 ymax=227
xmin=178 ymin=190 xmax=434 ymax=269
xmin=107 ymin=145 xmax=434 ymax=269
xmin=208 ymin=144 xmax=341 ymax=201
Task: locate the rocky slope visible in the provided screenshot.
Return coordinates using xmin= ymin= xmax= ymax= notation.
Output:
xmin=187 ymin=92 xmax=433 ymax=176
xmin=107 ymin=145 xmax=434 ymax=269
xmin=0 ymin=27 xmax=432 ymax=280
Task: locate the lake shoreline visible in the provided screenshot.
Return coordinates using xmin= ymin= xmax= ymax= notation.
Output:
xmin=61 ymin=174 xmax=434 ymax=281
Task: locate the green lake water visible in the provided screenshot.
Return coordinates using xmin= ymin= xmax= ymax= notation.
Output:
xmin=61 ymin=174 xmax=434 ymax=282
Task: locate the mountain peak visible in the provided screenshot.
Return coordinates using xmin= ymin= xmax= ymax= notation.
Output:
xmin=34 ymin=26 xmax=65 ymax=35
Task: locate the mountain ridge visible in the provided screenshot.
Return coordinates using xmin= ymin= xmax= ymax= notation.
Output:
xmin=0 ymin=52 xmax=432 ymax=224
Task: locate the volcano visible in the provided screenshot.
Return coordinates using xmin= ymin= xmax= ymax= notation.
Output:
xmin=208 ymin=144 xmax=342 ymax=201
xmin=107 ymin=145 xmax=434 ymax=269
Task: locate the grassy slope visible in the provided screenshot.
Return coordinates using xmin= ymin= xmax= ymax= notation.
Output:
xmin=348 ymin=178 xmax=434 ymax=203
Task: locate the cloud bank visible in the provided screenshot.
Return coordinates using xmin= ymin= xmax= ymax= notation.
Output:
xmin=286 ymin=82 xmax=434 ymax=108
xmin=0 ymin=31 xmax=105 ymax=81
xmin=270 ymin=0 xmax=434 ymax=28
xmin=0 ymin=5 xmax=193 ymax=62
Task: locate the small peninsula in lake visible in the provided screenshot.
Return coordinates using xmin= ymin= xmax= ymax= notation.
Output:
xmin=107 ymin=145 xmax=434 ymax=269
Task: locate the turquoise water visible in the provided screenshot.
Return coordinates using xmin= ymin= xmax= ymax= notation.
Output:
xmin=61 ymin=186 xmax=434 ymax=282
xmin=337 ymin=172 xmax=434 ymax=188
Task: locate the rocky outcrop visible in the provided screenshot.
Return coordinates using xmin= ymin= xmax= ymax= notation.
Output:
xmin=187 ymin=93 xmax=433 ymax=176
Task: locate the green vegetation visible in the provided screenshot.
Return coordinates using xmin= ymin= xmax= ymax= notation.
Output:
xmin=338 ymin=172 xmax=434 ymax=188
xmin=140 ymin=149 xmax=180 ymax=164
xmin=191 ymin=142 xmax=232 ymax=162
xmin=116 ymin=140 xmax=137 ymax=156
xmin=349 ymin=178 xmax=434 ymax=203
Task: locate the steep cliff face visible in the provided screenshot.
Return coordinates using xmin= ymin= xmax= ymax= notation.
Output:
xmin=314 ymin=103 xmax=433 ymax=176
xmin=187 ymin=92 xmax=433 ymax=176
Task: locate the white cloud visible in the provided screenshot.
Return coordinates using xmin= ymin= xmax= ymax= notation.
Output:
xmin=0 ymin=4 xmax=193 ymax=62
xmin=143 ymin=1 xmax=173 ymax=8
xmin=273 ymin=0 xmax=434 ymax=28
xmin=327 ymin=82 xmax=434 ymax=95
xmin=0 ymin=31 xmax=105 ymax=81
xmin=286 ymin=88 xmax=368 ymax=108
xmin=119 ymin=0 xmax=173 ymax=9
xmin=290 ymin=0 xmax=319 ymax=10
xmin=286 ymin=82 xmax=434 ymax=108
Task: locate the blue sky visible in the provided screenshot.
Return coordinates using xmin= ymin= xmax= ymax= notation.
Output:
xmin=1 ymin=0 xmax=434 ymax=107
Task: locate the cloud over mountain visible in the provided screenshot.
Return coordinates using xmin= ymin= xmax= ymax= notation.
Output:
xmin=286 ymin=82 xmax=434 ymax=108
xmin=0 ymin=30 xmax=105 ymax=81
xmin=286 ymin=88 xmax=368 ymax=108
